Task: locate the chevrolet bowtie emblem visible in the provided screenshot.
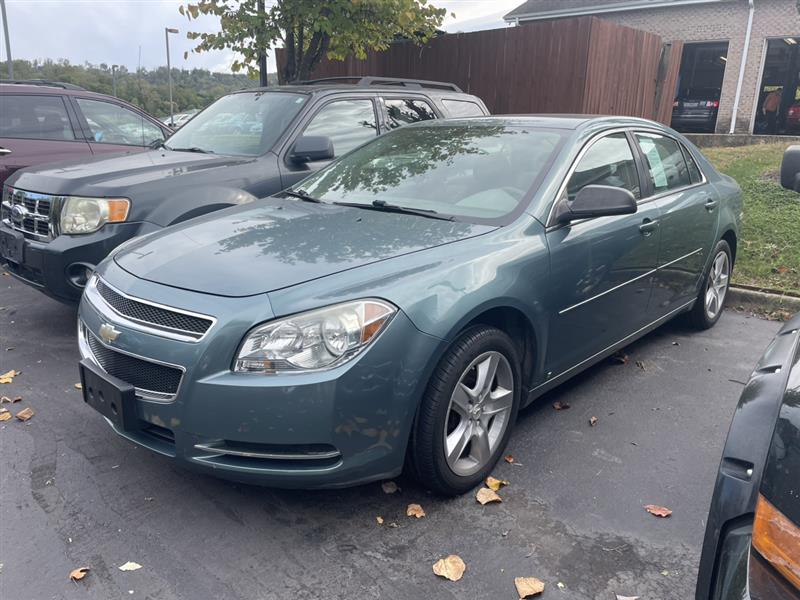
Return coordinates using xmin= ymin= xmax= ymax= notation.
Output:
xmin=99 ymin=323 xmax=121 ymax=344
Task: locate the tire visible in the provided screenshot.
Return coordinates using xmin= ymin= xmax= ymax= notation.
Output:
xmin=688 ymin=239 xmax=732 ymax=330
xmin=408 ymin=325 xmax=522 ymax=495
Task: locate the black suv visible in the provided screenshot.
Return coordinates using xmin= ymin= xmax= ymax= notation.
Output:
xmin=0 ymin=76 xmax=487 ymax=303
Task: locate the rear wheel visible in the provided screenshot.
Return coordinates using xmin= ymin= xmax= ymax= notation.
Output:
xmin=688 ymin=239 xmax=732 ymax=329
xmin=409 ymin=326 xmax=521 ymax=495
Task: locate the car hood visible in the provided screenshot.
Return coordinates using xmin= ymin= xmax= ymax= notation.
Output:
xmin=114 ymin=198 xmax=494 ymax=297
xmin=8 ymin=149 xmax=255 ymax=197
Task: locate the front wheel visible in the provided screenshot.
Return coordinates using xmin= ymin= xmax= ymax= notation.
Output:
xmin=408 ymin=326 xmax=521 ymax=495
xmin=688 ymin=239 xmax=732 ymax=329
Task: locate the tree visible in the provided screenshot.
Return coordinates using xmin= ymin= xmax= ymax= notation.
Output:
xmin=179 ymin=0 xmax=447 ymax=85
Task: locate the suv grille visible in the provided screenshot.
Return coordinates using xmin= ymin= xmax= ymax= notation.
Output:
xmin=1 ymin=187 xmax=55 ymax=240
xmin=85 ymin=329 xmax=183 ymax=399
xmin=95 ymin=278 xmax=213 ymax=339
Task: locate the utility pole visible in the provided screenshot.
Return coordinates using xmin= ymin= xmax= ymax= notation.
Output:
xmin=112 ymin=64 xmax=118 ymax=96
xmin=0 ymin=0 xmax=12 ymax=79
xmin=165 ymin=27 xmax=178 ymax=126
xmin=257 ymin=0 xmax=267 ymax=87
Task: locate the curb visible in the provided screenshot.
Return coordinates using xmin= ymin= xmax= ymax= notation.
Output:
xmin=728 ymin=286 xmax=800 ymax=314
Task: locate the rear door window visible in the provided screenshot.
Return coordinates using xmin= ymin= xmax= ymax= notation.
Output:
xmin=442 ymin=99 xmax=485 ymax=117
xmin=681 ymin=144 xmax=704 ymax=184
xmin=635 ymin=133 xmax=692 ymax=194
xmin=0 ymin=94 xmax=76 ymax=141
xmin=302 ymin=99 xmax=377 ymax=157
xmin=384 ymin=98 xmax=436 ymax=129
xmin=76 ymin=98 xmax=164 ymax=146
xmin=566 ymin=133 xmax=641 ymax=200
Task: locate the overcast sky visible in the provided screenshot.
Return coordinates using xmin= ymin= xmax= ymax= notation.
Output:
xmin=2 ymin=0 xmax=521 ymax=74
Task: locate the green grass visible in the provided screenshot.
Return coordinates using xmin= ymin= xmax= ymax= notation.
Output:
xmin=703 ymin=144 xmax=800 ymax=295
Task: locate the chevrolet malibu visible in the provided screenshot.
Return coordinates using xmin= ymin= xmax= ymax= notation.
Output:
xmin=77 ymin=116 xmax=742 ymax=494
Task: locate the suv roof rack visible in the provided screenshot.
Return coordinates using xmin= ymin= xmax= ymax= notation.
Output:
xmin=292 ymin=76 xmax=462 ymax=93
xmin=0 ymin=79 xmax=85 ymax=91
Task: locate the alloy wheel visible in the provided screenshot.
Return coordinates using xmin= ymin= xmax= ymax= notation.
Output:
xmin=705 ymin=251 xmax=730 ymax=320
xmin=443 ymin=351 xmax=514 ymax=477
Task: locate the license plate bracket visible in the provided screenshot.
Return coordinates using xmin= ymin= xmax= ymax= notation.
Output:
xmin=0 ymin=227 xmax=24 ymax=264
xmin=79 ymin=358 xmax=139 ymax=432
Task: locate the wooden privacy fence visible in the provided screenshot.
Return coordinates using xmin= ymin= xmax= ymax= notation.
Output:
xmin=277 ymin=17 xmax=683 ymax=125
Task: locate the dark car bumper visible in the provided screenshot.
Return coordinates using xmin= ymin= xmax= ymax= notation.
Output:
xmin=76 ymin=264 xmax=443 ymax=489
xmin=671 ymin=111 xmax=718 ymax=132
xmin=0 ymin=221 xmax=146 ymax=303
xmin=696 ymin=314 xmax=800 ymax=599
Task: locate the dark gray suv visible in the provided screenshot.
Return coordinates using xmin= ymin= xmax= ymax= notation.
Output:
xmin=0 ymin=77 xmax=488 ymax=303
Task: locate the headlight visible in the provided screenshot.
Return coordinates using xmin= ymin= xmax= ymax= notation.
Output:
xmin=234 ymin=299 xmax=397 ymax=373
xmin=61 ymin=197 xmax=130 ymax=234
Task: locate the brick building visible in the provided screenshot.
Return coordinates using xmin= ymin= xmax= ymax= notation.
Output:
xmin=504 ymin=0 xmax=800 ymax=135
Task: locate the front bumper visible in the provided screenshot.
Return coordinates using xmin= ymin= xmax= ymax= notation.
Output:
xmin=0 ymin=221 xmax=146 ymax=303
xmin=77 ymin=266 xmax=442 ymax=488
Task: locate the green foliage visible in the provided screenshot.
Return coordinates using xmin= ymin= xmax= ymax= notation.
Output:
xmin=6 ymin=58 xmax=266 ymax=118
xmin=704 ymin=143 xmax=800 ymax=294
xmin=179 ymin=0 xmax=447 ymax=83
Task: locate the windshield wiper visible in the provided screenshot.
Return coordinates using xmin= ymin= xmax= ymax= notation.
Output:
xmin=333 ymin=199 xmax=455 ymax=221
xmin=283 ymin=189 xmax=323 ymax=203
xmin=170 ymin=146 xmax=212 ymax=154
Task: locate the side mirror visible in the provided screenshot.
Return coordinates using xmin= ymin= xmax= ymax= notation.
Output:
xmin=290 ymin=135 xmax=334 ymax=163
xmin=556 ymin=185 xmax=637 ymax=224
xmin=780 ymin=145 xmax=800 ymax=192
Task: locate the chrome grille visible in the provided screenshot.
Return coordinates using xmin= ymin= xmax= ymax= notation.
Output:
xmin=1 ymin=187 xmax=55 ymax=241
xmin=84 ymin=327 xmax=183 ymax=400
xmin=94 ymin=278 xmax=214 ymax=340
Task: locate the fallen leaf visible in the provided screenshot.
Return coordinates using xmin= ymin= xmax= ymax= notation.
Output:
xmin=0 ymin=396 xmax=10 ymax=404
xmin=0 ymin=369 xmax=19 ymax=384
xmin=476 ymin=487 xmax=502 ymax=505
xmin=775 ymin=265 xmax=790 ymax=274
xmin=660 ymin=570 xmax=669 ymax=577
xmin=118 ymin=561 xmax=142 ymax=572
xmin=15 ymin=407 xmax=34 ymax=421
xmin=376 ymin=516 xmax=384 ymax=525
xmin=504 ymin=454 xmax=515 ymax=463
xmin=616 ymin=595 xmax=640 ymax=600
xmin=74 ymin=383 xmax=82 ymax=390
xmin=485 ymin=476 xmax=508 ymax=491
xmin=515 ymin=576 xmax=545 ymax=598
xmin=69 ymin=567 xmax=90 ymax=581
xmin=557 ymin=581 xmax=566 ymax=590
xmin=381 ymin=481 xmax=399 ymax=494
xmin=611 ymin=351 xmax=629 ymax=364
xmin=589 ymin=416 xmax=598 ymax=427
xmin=0 ymin=408 xmax=10 ymax=421
xmin=645 ymin=504 xmax=673 ymax=518
xmin=432 ymin=555 xmax=465 ymax=581
xmin=406 ymin=503 xmax=426 ymax=518
xmin=635 ymin=360 xmax=646 ymax=371
xmin=552 ymin=401 xmax=570 ymax=411
xmin=387 ymin=522 xmax=398 ymax=528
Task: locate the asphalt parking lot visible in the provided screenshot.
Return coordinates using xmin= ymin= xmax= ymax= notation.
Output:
xmin=0 ymin=273 xmax=781 ymax=600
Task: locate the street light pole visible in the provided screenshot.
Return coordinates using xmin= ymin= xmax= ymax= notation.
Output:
xmin=0 ymin=0 xmax=13 ymax=80
xmin=165 ymin=27 xmax=179 ymax=126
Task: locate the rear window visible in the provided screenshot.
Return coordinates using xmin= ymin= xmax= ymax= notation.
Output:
xmin=0 ymin=94 xmax=75 ymax=141
xmin=442 ymin=99 xmax=485 ymax=118
xmin=385 ymin=99 xmax=436 ymax=129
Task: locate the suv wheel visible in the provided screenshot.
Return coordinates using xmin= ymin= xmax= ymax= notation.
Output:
xmin=409 ymin=326 xmax=521 ymax=495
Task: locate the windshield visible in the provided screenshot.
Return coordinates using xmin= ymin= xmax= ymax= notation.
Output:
xmin=297 ymin=123 xmax=565 ymax=223
xmin=166 ymin=91 xmax=307 ymax=156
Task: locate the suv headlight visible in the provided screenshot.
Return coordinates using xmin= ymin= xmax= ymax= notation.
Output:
xmin=234 ymin=299 xmax=397 ymax=373
xmin=61 ymin=197 xmax=130 ymax=234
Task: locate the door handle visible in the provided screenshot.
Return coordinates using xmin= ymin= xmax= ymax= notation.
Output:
xmin=639 ymin=218 xmax=659 ymax=235
xmin=0 ymin=147 xmax=11 ymax=156
xmin=704 ymin=197 xmax=718 ymax=211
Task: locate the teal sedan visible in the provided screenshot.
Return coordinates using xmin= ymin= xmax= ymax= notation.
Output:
xmin=76 ymin=116 xmax=742 ymax=494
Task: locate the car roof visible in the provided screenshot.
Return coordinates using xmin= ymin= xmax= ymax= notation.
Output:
xmin=411 ymin=114 xmax=669 ymax=131
xmin=0 ymin=82 xmax=122 ymax=100
xmin=228 ymin=84 xmax=481 ymax=99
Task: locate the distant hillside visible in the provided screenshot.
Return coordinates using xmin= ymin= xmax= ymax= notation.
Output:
xmin=5 ymin=59 xmax=279 ymax=118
